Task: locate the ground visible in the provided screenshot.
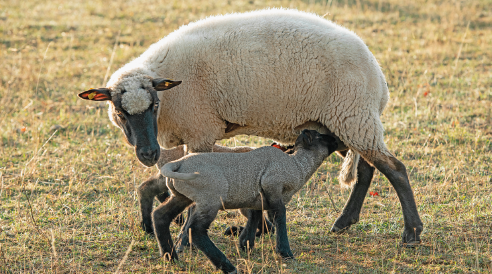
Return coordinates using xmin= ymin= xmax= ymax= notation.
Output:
xmin=0 ymin=0 xmax=491 ymax=273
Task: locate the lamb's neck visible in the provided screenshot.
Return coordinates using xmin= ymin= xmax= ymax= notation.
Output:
xmin=291 ymin=150 xmax=326 ymax=186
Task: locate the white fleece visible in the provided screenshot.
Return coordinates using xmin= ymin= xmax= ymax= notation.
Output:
xmin=107 ymin=73 xmax=153 ymax=115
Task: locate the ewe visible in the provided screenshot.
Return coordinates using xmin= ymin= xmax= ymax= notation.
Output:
xmin=156 ymin=130 xmax=338 ymax=273
xmin=78 ymin=8 xmax=423 ymax=246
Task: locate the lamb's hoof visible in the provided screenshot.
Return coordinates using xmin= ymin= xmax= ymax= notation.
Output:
xmin=239 ymin=239 xmax=255 ymax=251
xmin=224 ymin=226 xmax=244 ymax=237
xmin=140 ymin=221 xmax=154 ymax=235
xmin=277 ymin=249 xmax=295 ymax=259
xmin=162 ymin=251 xmax=178 ymax=262
xmin=227 ymin=269 xmax=238 ymax=274
xmin=401 ymin=225 xmax=423 ymax=248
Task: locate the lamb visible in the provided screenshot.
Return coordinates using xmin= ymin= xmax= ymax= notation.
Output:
xmin=154 ymin=130 xmax=338 ymax=273
xmin=138 ymin=144 xmax=275 ymax=236
xmin=78 ymin=8 xmax=423 ymax=245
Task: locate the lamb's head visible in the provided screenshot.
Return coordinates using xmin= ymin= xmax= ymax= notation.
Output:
xmin=294 ymin=129 xmax=338 ymax=157
xmin=78 ymin=76 xmax=182 ymax=167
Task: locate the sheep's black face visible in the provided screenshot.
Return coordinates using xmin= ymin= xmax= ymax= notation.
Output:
xmin=112 ymin=102 xmax=161 ymax=167
xmin=77 ymin=78 xmax=182 ymax=167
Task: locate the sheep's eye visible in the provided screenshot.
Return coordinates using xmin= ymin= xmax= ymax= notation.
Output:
xmin=116 ymin=111 xmax=125 ymax=119
xmin=154 ymin=102 xmax=159 ymax=111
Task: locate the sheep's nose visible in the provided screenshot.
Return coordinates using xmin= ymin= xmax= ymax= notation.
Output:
xmin=140 ymin=148 xmax=159 ymax=162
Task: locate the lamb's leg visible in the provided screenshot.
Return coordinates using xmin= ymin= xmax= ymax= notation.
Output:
xmin=331 ymin=151 xmax=375 ymax=232
xmin=223 ymin=209 xmax=275 ymax=237
xmin=265 ymin=199 xmax=294 ymax=259
xmin=152 ymin=194 xmax=193 ymax=261
xmin=360 ymin=150 xmax=423 ymax=246
xmin=239 ymin=209 xmax=262 ymax=251
xmin=186 ymin=205 xmax=237 ymax=274
xmin=176 ymin=205 xmax=195 ymax=253
xmin=138 ymin=172 xmax=169 ymax=234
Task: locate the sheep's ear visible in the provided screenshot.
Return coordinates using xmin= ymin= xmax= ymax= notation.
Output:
xmin=78 ymin=88 xmax=112 ymax=101
xmin=152 ymin=78 xmax=182 ymax=91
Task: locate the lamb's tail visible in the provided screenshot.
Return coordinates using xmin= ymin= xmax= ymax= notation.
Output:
xmin=160 ymin=162 xmax=200 ymax=181
xmin=339 ymin=149 xmax=360 ymax=188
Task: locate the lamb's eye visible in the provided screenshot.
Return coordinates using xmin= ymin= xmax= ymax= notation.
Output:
xmin=154 ymin=102 xmax=159 ymax=111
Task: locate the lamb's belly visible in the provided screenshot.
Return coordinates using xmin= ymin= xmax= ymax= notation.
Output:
xmin=223 ymin=192 xmax=266 ymax=210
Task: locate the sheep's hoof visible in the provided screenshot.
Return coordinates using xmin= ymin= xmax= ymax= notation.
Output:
xmin=401 ymin=225 xmax=423 ymax=248
xmin=331 ymin=217 xmax=358 ymax=233
xmin=330 ymin=224 xmax=348 ymax=234
xmin=223 ymin=226 xmax=244 ymax=237
xmin=140 ymin=221 xmax=154 ymax=235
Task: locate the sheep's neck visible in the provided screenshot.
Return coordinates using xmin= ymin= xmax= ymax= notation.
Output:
xmin=291 ymin=149 xmax=327 ymax=186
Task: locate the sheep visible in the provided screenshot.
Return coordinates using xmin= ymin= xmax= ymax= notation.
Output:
xmin=77 ymin=8 xmax=423 ymax=246
xmin=138 ymin=144 xmax=275 ymax=236
xmin=154 ymin=130 xmax=338 ymax=273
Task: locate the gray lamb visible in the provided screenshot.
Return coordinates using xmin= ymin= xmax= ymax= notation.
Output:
xmin=153 ymin=130 xmax=338 ymax=274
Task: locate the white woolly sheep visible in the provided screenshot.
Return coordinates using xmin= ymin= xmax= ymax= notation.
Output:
xmin=155 ymin=130 xmax=338 ymax=273
xmin=78 ymin=8 xmax=423 ymax=246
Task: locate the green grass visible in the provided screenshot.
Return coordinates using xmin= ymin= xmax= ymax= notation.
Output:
xmin=1 ymin=0 xmax=491 ymax=273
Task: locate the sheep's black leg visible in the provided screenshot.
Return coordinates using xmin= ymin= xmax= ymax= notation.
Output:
xmin=266 ymin=199 xmax=294 ymax=259
xmin=138 ymin=172 xmax=169 ymax=234
xmin=239 ymin=209 xmax=262 ymax=251
xmin=362 ymin=151 xmax=423 ymax=246
xmin=152 ymin=194 xmax=193 ymax=261
xmin=187 ymin=206 xmax=237 ymax=274
xmin=331 ymin=156 xmax=375 ymax=232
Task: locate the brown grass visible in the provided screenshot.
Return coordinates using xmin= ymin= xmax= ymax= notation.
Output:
xmin=1 ymin=0 xmax=491 ymax=273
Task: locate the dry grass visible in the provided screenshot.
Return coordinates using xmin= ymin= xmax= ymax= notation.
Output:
xmin=1 ymin=0 xmax=491 ymax=273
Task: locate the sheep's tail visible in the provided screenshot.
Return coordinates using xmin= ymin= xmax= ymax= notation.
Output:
xmin=339 ymin=149 xmax=360 ymax=188
xmin=160 ymin=162 xmax=199 ymax=181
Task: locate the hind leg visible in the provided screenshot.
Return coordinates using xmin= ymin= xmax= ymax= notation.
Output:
xmin=186 ymin=204 xmax=237 ymax=273
xmin=138 ymin=172 xmax=170 ymax=234
xmin=360 ymin=150 xmax=423 ymax=246
xmin=331 ymin=150 xmax=375 ymax=232
xmin=152 ymin=193 xmax=193 ymax=261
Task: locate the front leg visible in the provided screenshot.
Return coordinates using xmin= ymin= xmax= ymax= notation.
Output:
xmin=152 ymin=194 xmax=193 ymax=261
xmin=138 ymin=172 xmax=169 ymax=234
xmin=266 ymin=199 xmax=294 ymax=259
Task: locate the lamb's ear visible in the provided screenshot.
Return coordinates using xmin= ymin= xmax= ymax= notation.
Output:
xmin=78 ymin=88 xmax=112 ymax=101
xmin=152 ymin=78 xmax=182 ymax=91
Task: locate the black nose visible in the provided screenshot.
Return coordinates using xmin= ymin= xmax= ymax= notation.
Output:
xmin=141 ymin=148 xmax=159 ymax=162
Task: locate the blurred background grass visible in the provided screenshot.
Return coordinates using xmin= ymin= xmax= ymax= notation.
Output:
xmin=0 ymin=0 xmax=491 ymax=273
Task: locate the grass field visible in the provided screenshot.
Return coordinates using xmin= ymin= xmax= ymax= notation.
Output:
xmin=1 ymin=0 xmax=491 ymax=273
